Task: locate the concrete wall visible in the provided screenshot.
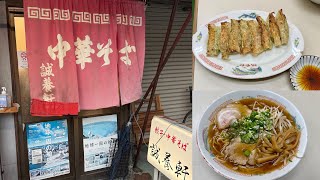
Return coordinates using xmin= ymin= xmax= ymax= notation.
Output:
xmin=0 ymin=1 xmax=19 ymax=180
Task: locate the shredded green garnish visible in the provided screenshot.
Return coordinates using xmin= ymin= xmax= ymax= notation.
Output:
xmin=225 ymin=110 xmax=273 ymax=144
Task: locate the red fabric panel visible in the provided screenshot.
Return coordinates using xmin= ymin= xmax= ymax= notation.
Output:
xmin=24 ymin=0 xmax=145 ymax=116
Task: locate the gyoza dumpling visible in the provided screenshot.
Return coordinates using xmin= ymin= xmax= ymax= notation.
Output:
xmin=256 ymin=16 xmax=272 ymax=50
xmin=207 ymin=24 xmax=220 ymax=56
xmin=247 ymin=20 xmax=264 ymax=56
xmin=229 ymin=19 xmax=241 ymax=54
xmin=239 ymin=20 xmax=252 ymax=55
xmin=220 ymin=22 xmax=231 ymax=60
xmin=268 ymin=12 xmax=282 ymax=47
xmin=276 ymin=9 xmax=289 ymax=45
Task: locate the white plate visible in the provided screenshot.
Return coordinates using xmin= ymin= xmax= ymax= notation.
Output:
xmin=196 ymin=90 xmax=308 ymax=180
xmin=192 ymin=10 xmax=304 ymax=79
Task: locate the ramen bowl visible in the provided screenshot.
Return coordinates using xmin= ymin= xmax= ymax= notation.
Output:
xmin=197 ymin=90 xmax=307 ymax=180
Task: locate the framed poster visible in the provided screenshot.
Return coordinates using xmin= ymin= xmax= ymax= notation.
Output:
xmin=82 ymin=114 xmax=118 ymax=172
xmin=26 ymin=119 xmax=70 ymax=180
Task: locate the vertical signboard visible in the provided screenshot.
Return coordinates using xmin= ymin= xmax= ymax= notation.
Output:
xmin=147 ymin=116 xmax=192 ymax=180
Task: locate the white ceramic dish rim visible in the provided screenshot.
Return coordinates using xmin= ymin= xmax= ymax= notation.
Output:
xmin=196 ymin=90 xmax=308 ymax=180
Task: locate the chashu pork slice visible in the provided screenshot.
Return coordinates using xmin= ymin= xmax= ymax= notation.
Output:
xmin=216 ymin=107 xmax=241 ymax=130
xmin=216 ymin=103 xmax=252 ymax=130
xmin=224 ymin=137 xmax=256 ymax=165
xmin=226 ymin=103 xmax=252 ymax=116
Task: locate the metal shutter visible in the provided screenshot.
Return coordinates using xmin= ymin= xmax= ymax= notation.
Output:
xmin=142 ymin=2 xmax=192 ymax=126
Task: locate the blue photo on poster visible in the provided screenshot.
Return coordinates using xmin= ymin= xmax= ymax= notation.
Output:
xmin=27 ymin=120 xmax=70 ymax=180
xmin=83 ymin=114 xmax=118 ymax=172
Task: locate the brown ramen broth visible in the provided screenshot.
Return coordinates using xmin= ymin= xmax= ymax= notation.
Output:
xmin=208 ymin=98 xmax=299 ymax=175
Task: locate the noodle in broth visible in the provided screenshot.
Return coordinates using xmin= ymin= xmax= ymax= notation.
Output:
xmin=208 ymin=98 xmax=300 ymax=175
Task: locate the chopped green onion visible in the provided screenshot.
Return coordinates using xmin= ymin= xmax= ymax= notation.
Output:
xmin=225 ymin=110 xmax=273 ymax=144
xmin=243 ymin=149 xmax=251 ymax=157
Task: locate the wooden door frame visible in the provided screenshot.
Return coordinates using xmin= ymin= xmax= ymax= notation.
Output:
xmin=7 ymin=6 xmax=130 ymax=180
xmin=1 ymin=2 xmax=23 ymax=179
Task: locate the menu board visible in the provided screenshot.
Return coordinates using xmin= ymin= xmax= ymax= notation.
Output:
xmin=82 ymin=114 xmax=118 ymax=172
xmin=27 ymin=120 xmax=70 ymax=180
